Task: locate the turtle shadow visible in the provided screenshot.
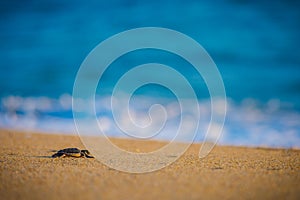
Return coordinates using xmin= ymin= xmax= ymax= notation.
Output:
xmin=29 ymin=150 xmax=57 ymax=158
xmin=29 ymin=155 xmax=53 ymax=158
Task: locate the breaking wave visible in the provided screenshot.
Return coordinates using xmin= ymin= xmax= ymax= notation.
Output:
xmin=1 ymin=94 xmax=299 ymax=148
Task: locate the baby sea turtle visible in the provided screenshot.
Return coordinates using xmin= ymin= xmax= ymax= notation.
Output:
xmin=52 ymin=148 xmax=94 ymax=158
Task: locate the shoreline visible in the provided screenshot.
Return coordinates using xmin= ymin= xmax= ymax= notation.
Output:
xmin=1 ymin=127 xmax=299 ymax=151
xmin=0 ymin=129 xmax=299 ymax=199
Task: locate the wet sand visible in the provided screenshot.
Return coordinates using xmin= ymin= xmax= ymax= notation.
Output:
xmin=0 ymin=129 xmax=299 ymax=200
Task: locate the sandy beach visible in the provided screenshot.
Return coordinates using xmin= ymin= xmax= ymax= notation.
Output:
xmin=0 ymin=129 xmax=299 ymax=200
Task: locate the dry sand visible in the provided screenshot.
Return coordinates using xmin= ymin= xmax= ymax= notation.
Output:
xmin=0 ymin=129 xmax=299 ymax=200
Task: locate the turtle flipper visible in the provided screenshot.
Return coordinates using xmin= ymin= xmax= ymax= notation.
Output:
xmin=84 ymin=154 xmax=94 ymax=158
xmin=81 ymin=150 xmax=94 ymax=158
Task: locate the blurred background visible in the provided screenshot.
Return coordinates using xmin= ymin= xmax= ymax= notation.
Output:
xmin=0 ymin=0 xmax=299 ymax=147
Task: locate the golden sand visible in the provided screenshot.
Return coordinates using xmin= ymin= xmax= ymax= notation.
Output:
xmin=0 ymin=129 xmax=299 ymax=200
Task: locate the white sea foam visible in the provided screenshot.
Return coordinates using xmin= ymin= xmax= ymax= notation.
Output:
xmin=0 ymin=94 xmax=299 ymax=148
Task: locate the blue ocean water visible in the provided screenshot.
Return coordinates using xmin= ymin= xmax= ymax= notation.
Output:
xmin=0 ymin=0 xmax=300 ymax=147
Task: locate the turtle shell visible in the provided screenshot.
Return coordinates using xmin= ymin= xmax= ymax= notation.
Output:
xmin=52 ymin=148 xmax=82 ymax=158
xmin=58 ymin=148 xmax=81 ymax=154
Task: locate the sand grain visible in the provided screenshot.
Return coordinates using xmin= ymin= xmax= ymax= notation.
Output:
xmin=0 ymin=129 xmax=299 ymax=200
